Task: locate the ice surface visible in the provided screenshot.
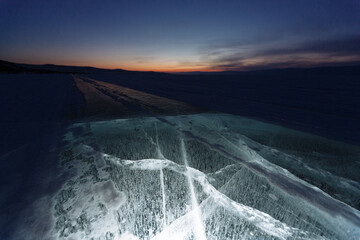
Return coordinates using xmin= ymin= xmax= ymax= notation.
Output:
xmin=9 ymin=113 xmax=360 ymax=239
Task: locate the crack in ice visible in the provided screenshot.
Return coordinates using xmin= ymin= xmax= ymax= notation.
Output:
xmin=181 ymin=138 xmax=207 ymax=240
xmin=109 ymin=156 xmax=311 ymax=239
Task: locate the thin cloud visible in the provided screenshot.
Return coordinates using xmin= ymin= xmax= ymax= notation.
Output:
xmin=200 ymin=35 xmax=360 ymax=71
xmin=261 ymin=36 xmax=360 ymax=56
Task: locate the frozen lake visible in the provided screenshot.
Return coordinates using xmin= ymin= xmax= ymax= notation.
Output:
xmin=1 ymin=71 xmax=359 ymax=239
xmin=5 ymin=113 xmax=360 ymax=239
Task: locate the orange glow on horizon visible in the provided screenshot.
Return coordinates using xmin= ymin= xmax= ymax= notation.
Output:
xmin=97 ymin=65 xmax=220 ymax=73
xmin=6 ymin=52 xmax=360 ymax=73
xmin=115 ymin=66 xmax=221 ymax=73
xmin=88 ymin=60 xmax=217 ymax=73
xmin=8 ymin=58 xmax=220 ymax=73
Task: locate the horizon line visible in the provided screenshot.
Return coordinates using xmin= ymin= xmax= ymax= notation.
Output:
xmin=1 ymin=59 xmax=360 ymax=74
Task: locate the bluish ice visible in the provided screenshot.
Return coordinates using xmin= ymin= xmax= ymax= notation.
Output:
xmin=8 ymin=113 xmax=360 ymax=239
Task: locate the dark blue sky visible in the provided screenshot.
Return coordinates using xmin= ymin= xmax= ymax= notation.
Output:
xmin=0 ymin=0 xmax=359 ymax=71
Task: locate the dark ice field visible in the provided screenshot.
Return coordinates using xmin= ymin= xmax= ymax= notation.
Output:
xmin=0 ymin=67 xmax=359 ymax=239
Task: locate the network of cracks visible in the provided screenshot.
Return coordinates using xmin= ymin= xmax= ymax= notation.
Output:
xmin=35 ymin=113 xmax=360 ymax=239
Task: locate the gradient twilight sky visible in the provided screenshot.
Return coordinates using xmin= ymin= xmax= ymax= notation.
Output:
xmin=0 ymin=0 xmax=359 ymax=72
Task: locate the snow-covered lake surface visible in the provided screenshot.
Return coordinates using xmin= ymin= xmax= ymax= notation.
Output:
xmin=5 ymin=113 xmax=359 ymax=240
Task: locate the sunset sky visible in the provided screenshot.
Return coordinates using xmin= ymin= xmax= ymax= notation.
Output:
xmin=0 ymin=0 xmax=359 ymax=72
